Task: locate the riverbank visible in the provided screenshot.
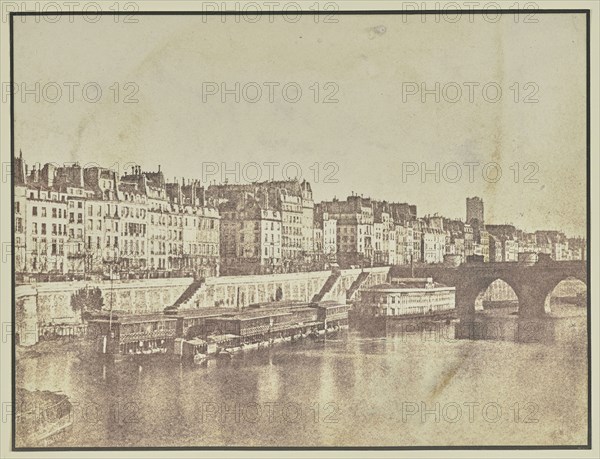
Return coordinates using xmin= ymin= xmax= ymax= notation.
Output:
xmin=16 ymin=337 xmax=93 ymax=361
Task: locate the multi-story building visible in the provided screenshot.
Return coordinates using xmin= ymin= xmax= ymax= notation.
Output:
xmin=164 ymin=180 xmax=220 ymax=276
xmin=17 ymin=163 xmax=70 ymax=275
xmin=463 ymin=224 xmax=474 ymax=259
xmin=489 ymin=235 xmax=503 ymax=262
xmin=535 ymin=230 xmax=571 ymax=261
xmin=487 ymin=225 xmax=519 ymax=262
xmin=115 ymin=183 xmax=148 ymax=271
xmin=322 ymin=213 xmax=337 ymax=258
xmin=318 ymin=195 xmax=374 ymax=267
xmin=14 ymin=153 xmax=28 ymax=274
xmin=218 ymin=197 xmax=281 ymax=275
xmin=300 ymin=180 xmax=314 ymax=255
xmin=278 ymin=190 xmax=303 ymax=261
xmin=313 ymin=224 xmax=323 ymax=255
xmin=412 ymin=219 xmax=423 ymax=263
xmin=568 ymin=237 xmax=586 ymax=261
xmin=373 ymin=205 xmax=396 ymax=265
xmin=444 ymin=219 xmax=466 ymax=263
xmin=312 ymin=209 xmax=337 ymax=262
xmin=207 ymin=179 xmax=313 ymax=265
xmin=395 ymin=221 xmax=414 ymax=265
xmin=421 ymin=226 xmax=446 ymax=264
xmin=474 ymin=228 xmax=490 ymax=262
xmin=517 ymin=231 xmax=537 ymax=254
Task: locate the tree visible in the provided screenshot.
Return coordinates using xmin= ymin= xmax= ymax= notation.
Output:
xmin=275 ymin=286 xmax=283 ymax=301
xmin=71 ymin=287 xmax=104 ymax=321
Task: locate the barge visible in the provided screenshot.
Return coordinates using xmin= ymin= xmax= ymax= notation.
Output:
xmin=88 ymin=300 xmax=349 ymax=362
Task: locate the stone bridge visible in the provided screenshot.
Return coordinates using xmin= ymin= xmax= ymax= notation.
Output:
xmin=390 ymin=260 xmax=587 ymax=318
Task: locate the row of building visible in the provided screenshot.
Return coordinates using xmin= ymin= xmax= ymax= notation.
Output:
xmin=13 ymin=156 xmax=586 ymax=280
xmin=14 ymin=155 xmax=220 ymax=280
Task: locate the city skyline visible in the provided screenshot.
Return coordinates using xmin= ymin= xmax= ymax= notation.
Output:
xmin=13 ymin=154 xmax=586 ymax=238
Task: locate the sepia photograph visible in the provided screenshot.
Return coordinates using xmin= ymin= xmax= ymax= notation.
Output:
xmin=1 ymin=1 xmax=597 ymax=455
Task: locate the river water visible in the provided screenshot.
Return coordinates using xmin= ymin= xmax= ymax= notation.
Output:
xmin=16 ymin=303 xmax=588 ymax=447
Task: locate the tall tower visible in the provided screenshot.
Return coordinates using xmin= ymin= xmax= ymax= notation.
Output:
xmin=466 ymin=197 xmax=484 ymax=227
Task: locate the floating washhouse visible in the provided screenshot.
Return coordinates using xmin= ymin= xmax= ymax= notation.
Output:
xmin=87 ymin=311 xmax=177 ymax=355
xmin=88 ymin=300 xmax=349 ymax=358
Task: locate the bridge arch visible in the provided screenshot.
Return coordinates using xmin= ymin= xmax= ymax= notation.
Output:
xmin=471 ymin=276 xmax=522 ymax=314
xmin=474 ymin=277 xmax=520 ymax=313
xmin=543 ymin=276 xmax=587 ymax=314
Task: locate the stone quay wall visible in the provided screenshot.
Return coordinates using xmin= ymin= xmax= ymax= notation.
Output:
xmin=15 ymin=277 xmax=193 ymax=346
xmin=15 ymin=267 xmax=392 ymax=345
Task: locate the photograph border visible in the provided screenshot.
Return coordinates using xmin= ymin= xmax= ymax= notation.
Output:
xmin=9 ymin=8 xmax=592 ymax=452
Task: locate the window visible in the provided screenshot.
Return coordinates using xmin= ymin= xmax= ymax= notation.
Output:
xmin=41 ymin=223 xmax=46 ymax=235
xmin=41 ymin=208 xmax=47 ymax=217
xmin=52 ymin=208 xmax=57 ymax=218
xmin=32 ymin=206 xmax=38 ymax=216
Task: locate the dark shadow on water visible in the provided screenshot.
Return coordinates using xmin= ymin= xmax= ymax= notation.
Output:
xmin=456 ymin=303 xmax=587 ymax=344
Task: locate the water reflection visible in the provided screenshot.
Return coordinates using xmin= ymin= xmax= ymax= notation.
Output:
xmin=16 ymin=303 xmax=587 ymax=447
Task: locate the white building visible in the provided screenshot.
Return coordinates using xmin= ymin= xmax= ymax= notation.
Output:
xmin=358 ymin=277 xmax=455 ymax=318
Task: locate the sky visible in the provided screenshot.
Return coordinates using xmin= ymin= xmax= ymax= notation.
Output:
xmin=12 ymin=13 xmax=587 ymax=236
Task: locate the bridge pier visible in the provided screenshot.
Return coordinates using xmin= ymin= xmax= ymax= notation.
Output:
xmin=516 ymin=283 xmax=549 ymax=318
